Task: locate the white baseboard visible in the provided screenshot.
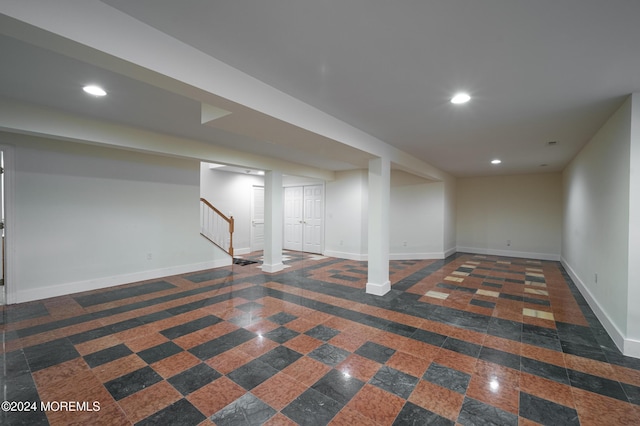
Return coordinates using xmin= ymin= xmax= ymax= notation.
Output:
xmin=366 ymin=280 xmax=391 ymax=296
xmin=233 ymin=247 xmax=252 ymax=256
xmin=561 ymin=257 xmax=627 ymax=355
xmin=262 ymin=262 xmax=284 ymax=273
xmin=444 ymin=246 xmax=457 ymax=258
xmin=389 ymin=252 xmax=446 ymax=260
xmin=324 ymin=249 xmax=455 ymax=261
xmin=456 ymin=246 xmax=560 ymax=261
xmin=13 ymin=258 xmax=232 ymax=304
xmin=624 ymin=339 xmax=640 ymax=358
xmin=323 ymin=249 xmax=368 ymax=261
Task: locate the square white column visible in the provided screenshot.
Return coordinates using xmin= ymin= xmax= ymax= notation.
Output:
xmin=262 ymin=170 xmax=284 ymax=273
xmin=366 ymin=157 xmax=391 ymax=295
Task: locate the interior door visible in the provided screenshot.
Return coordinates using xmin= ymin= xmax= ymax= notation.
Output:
xmin=251 ymin=186 xmax=264 ymax=252
xmin=283 ymin=184 xmax=324 ymax=254
xmin=303 ymin=185 xmax=323 ymax=254
xmin=284 ymin=186 xmax=303 ymax=251
xmin=1 ymin=150 xmax=4 ymax=289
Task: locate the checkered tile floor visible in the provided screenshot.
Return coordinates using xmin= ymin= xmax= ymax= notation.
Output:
xmin=2 ymin=252 xmax=640 ymax=425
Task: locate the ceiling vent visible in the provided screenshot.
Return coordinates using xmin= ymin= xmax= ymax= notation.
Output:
xmin=547 ymin=141 xmax=558 ymax=146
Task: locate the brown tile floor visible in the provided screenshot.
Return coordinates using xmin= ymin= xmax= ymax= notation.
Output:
xmin=1 ymin=252 xmax=640 ymax=425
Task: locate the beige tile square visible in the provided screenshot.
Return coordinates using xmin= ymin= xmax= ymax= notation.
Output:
xmin=425 ymin=290 xmax=449 ymax=300
xmin=524 ymin=288 xmax=549 ymax=296
xmin=461 ymin=264 xmax=477 ymax=269
xmin=526 ymin=267 xmax=543 ymax=272
xmin=497 ymin=261 xmax=511 ymax=265
xmin=525 ymin=281 xmax=547 ymax=287
xmin=445 ymin=276 xmax=464 ymax=283
xmin=452 ymin=271 xmax=469 ymax=277
xmin=476 ymin=289 xmax=500 ymax=298
xmin=523 ymin=308 xmax=554 ymax=320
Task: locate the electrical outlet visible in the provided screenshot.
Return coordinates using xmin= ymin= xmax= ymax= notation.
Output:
xmin=507 ymin=240 xmax=511 ymax=246
xmin=147 ymin=253 xmax=153 ymax=260
xmin=403 ymin=241 xmax=407 ymax=247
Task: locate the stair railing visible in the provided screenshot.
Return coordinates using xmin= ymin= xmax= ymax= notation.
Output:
xmin=200 ymin=198 xmax=234 ymax=257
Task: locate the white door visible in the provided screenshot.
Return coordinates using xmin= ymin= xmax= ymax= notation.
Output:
xmin=284 ymin=186 xmax=303 ymax=251
xmin=303 ymin=185 xmax=323 ymax=254
xmin=283 ymin=184 xmax=323 ymax=254
xmin=1 ymin=150 xmax=4 ymax=290
xmin=251 ymin=186 xmax=264 ymax=252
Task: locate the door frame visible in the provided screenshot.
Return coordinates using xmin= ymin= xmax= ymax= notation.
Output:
xmin=283 ymin=186 xmax=304 ymax=252
xmin=0 ymin=144 xmax=15 ymax=304
xmin=283 ymin=183 xmax=325 ymax=254
xmin=250 ymin=185 xmax=264 ymax=253
xmin=302 ymin=184 xmax=324 ymax=254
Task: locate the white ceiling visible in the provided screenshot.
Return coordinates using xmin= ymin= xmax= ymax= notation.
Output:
xmin=2 ymin=0 xmax=640 ymax=177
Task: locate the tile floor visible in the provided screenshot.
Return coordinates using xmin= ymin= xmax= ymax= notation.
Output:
xmin=1 ymin=252 xmax=640 ymax=425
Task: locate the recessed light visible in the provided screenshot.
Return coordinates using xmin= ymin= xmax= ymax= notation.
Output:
xmin=83 ymin=85 xmax=107 ymax=97
xmin=491 ymin=159 xmax=502 ymax=164
xmin=451 ymin=92 xmax=471 ymax=104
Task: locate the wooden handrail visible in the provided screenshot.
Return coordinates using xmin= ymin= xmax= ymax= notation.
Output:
xmin=200 ymin=198 xmax=232 ymax=224
xmin=200 ymin=198 xmax=234 ymax=257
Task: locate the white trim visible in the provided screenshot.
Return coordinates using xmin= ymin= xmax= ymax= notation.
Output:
xmin=443 ymin=246 xmax=457 ymax=258
xmin=323 ymin=249 xmax=368 ymax=261
xmin=456 ymin=246 xmax=560 ymax=261
xmin=324 ymin=249 xmax=458 ymax=262
xmin=250 ymin=185 xmax=265 ymax=253
xmin=233 ymin=247 xmax=252 ymax=256
xmin=389 ymin=252 xmax=446 ymax=260
xmin=14 ymin=258 xmax=231 ymax=304
xmin=366 ymin=280 xmax=391 ymax=296
xmin=261 ymin=262 xmax=284 ymax=273
xmin=625 ymin=339 xmax=640 ymax=358
xmin=0 ymin=144 xmax=16 ymax=305
xmin=561 ymin=257 xmax=626 ymax=354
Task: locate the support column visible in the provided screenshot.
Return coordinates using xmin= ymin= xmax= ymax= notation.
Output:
xmin=262 ymin=170 xmax=284 ymax=273
xmin=366 ymin=157 xmax=391 ymax=295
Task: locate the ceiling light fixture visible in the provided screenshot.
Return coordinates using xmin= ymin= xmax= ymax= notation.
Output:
xmin=491 ymin=159 xmax=502 ymax=164
xmin=83 ymin=85 xmax=107 ymax=97
xmin=451 ymin=92 xmax=471 ymax=104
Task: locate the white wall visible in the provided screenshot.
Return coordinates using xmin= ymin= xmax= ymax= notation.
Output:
xmin=562 ymin=97 xmax=633 ymax=352
xmin=7 ymin=135 xmax=227 ymax=304
xmin=325 ymin=169 xmax=368 ymax=260
xmin=628 ymin=93 xmax=640 ymax=354
xmin=324 ymin=169 xmax=452 ymax=261
xmin=389 ymin=171 xmax=445 ymax=259
xmin=200 ymin=166 xmax=454 ymax=263
xmin=199 ymin=166 xmax=264 ymax=255
xmin=456 ymin=173 xmax=562 ymax=260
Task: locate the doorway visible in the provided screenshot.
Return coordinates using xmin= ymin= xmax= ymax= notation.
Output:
xmin=284 ymin=185 xmax=324 ymax=254
xmin=250 ymin=185 xmax=265 ymax=252
xmin=0 ymin=146 xmax=10 ymax=305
